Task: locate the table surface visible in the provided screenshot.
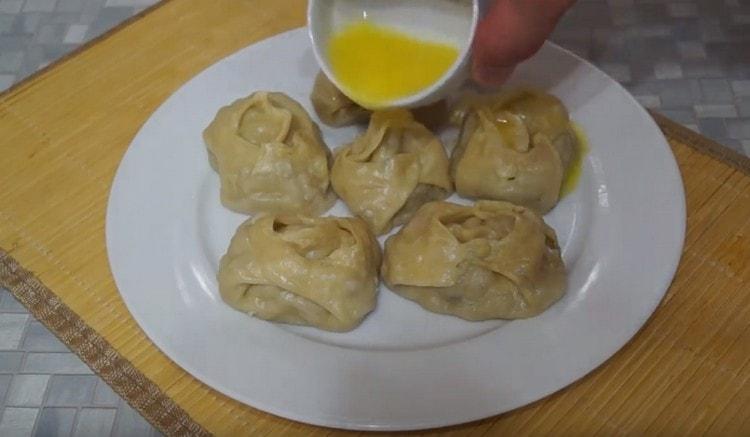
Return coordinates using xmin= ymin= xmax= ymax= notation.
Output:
xmin=0 ymin=0 xmax=749 ymax=436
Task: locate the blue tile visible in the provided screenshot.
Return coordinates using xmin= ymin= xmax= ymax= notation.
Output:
xmin=22 ymin=322 xmax=68 ymax=352
xmin=113 ymin=402 xmax=154 ymax=437
xmin=0 ymin=73 xmax=14 ymax=90
xmin=636 ymin=3 xmax=668 ymax=24
xmin=733 ymin=80 xmax=750 ymax=97
xmin=6 ymin=374 xmax=49 ymax=406
xmin=34 ymin=408 xmax=76 ymax=437
xmin=0 ymin=1 xmax=23 ymax=14
xmin=23 ymin=353 xmax=92 ymax=374
xmin=0 ymin=351 xmax=24 ymax=373
xmin=698 ymin=117 xmax=728 ymax=139
xmin=0 ymin=374 xmax=12 ymax=403
xmin=677 ymin=41 xmax=707 ymax=60
xmin=668 ymin=2 xmax=698 ymax=18
xmin=0 ymin=407 xmax=39 ymax=436
xmin=73 ymin=408 xmax=116 ymax=437
xmin=0 ymin=313 xmax=29 ymax=349
xmin=0 ymin=14 xmax=14 ymax=34
xmin=92 ymin=380 xmax=119 ymax=406
xmin=672 ymin=19 xmax=702 ymax=40
xmin=699 ymin=78 xmax=734 ymax=103
xmin=23 ymin=0 xmax=58 ymax=13
xmin=14 ymin=12 xmax=42 ymax=35
xmin=738 ymin=98 xmax=750 ymax=117
xmin=35 ymin=23 xmax=66 ymax=44
xmin=659 ymin=79 xmax=702 ymax=108
xmin=0 ymin=289 xmax=28 ymax=313
xmin=85 ymin=6 xmax=135 ymax=40
xmin=682 ymin=60 xmax=726 ymax=79
xmin=45 ymin=375 xmax=96 ymax=407
xmin=716 ymin=138 xmax=744 ymax=153
xmin=56 ymin=0 xmax=87 ymax=13
xmin=659 ymin=109 xmax=697 ymax=125
xmin=726 ymin=118 xmax=750 ymax=140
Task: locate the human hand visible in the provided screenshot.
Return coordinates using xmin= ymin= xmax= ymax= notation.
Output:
xmin=472 ymin=0 xmax=577 ymax=86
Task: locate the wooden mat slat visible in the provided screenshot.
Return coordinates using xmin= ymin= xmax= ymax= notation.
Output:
xmin=1 ymin=1 xmax=749 ymax=435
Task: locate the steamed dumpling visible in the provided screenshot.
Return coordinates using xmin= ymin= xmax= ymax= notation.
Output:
xmin=451 ymin=89 xmax=578 ymax=213
xmin=218 ymin=214 xmax=381 ymax=332
xmin=310 ymin=72 xmax=370 ymax=127
xmin=382 ymin=201 xmax=566 ymax=320
xmin=310 ymin=71 xmax=449 ymax=130
xmin=452 ymin=106 xmax=564 ymax=213
xmin=331 ymin=109 xmax=453 ymax=235
xmin=204 ymin=91 xmax=336 ymax=216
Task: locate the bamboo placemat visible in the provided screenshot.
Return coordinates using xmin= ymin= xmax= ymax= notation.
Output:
xmin=1 ymin=0 xmax=749 ymax=435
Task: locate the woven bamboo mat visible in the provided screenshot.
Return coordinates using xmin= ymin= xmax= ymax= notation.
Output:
xmin=1 ymin=0 xmax=749 ymax=435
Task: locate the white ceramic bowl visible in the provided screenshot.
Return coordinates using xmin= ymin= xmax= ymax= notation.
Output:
xmin=308 ymin=0 xmax=487 ymax=108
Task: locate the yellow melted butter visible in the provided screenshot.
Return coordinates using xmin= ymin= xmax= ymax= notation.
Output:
xmin=328 ymin=20 xmax=460 ymax=108
xmin=560 ymin=123 xmax=589 ymax=197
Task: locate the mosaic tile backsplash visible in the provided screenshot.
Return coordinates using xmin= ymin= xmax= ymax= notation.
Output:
xmin=0 ymin=0 xmax=748 ymax=435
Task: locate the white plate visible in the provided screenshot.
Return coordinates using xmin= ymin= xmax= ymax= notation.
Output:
xmin=106 ymin=28 xmax=685 ymax=431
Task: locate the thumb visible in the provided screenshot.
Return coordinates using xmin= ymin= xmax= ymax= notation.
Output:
xmin=472 ymin=0 xmax=575 ymax=86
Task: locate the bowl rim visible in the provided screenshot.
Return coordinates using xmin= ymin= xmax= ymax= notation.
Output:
xmin=307 ymin=0 xmax=480 ymax=109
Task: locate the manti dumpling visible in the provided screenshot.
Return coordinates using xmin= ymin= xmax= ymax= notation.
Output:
xmin=382 ymin=201 xmax=566 ymax=320
xmin=218 ymin=214 xmax=382 ymax=332
xmin=451 ymin=89 xmax=578 ymax=214
xmin=331 ymin=109 xmax=453 ymax=235
xmin=310 ymin=71 xmax=370 ymax=127
xmin=204 ymin=91 xmax=336 ymax=216
xmin=310 ymin=71 xmax=450 ymax=130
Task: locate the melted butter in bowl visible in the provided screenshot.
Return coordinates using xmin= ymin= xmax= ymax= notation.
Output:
xmin=309 ymin=0 xmax=476 ymax=108
xmin=328 ymin=20 xmax=460 ymax=108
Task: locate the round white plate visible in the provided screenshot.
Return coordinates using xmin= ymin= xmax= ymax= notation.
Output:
xmin=106 ymin=28 xmax=685 ymax=431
